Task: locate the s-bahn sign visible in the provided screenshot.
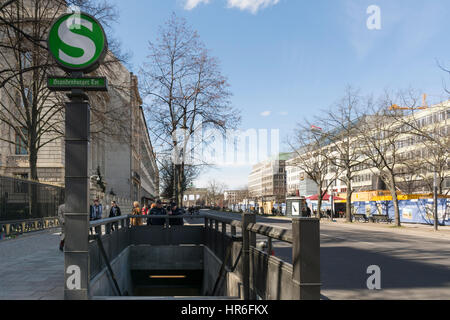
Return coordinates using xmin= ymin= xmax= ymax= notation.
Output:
xmin=48 ymin=12 xmax=107 ymax=73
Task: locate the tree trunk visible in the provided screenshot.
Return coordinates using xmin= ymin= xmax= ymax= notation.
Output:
xmin=29 ymin=145 xmax=38 ymax=181
xmin=173 ymin=164 xmax=178 ymax=203
xmin=29 ymin=145 xmax=39 ymax=218
xmin=317 ymin=197 xmax=322 ymax=220
xmin=317 ymin=186 xmax=322 ymax=220
xmin=346 ymin=179 xmax=352 ymax=222
xmin=389 ymin=180 xmax=401 ymax=227
xmin=176 ymin=163 xmax=184 ymax=208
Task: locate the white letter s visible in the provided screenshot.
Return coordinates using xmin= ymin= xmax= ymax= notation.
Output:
xmin=58 ymin=16 xmax=96 ymax=65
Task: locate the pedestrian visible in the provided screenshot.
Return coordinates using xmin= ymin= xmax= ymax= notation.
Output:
xmin=90 ymin=198 xmax=103 ymax=235
xmin=142 ymin=204 xmax=149 ymax=216
xmin=306 ymin=206 xmax=312 ymax=218
xmin=168 ymin=202 xmax=184 ymax=226
xmin=141 ymin=203 xmax=149 ymax=225
xmin=58 ymin=203 xmax=65 ymax=251
xmin=109 ymin=201 xmax=122 ymax=231
xmin=301 ymin=206 xmax=308 ymax=218
xmin=131 ymin=201 xmax=141 ymax=226
xmin=149 ymin=200 xmax=166 ymax=226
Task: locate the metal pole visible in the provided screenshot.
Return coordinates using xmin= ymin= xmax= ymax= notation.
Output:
xmin=330 ymin=190 xmax=335 ymax=220
xmin=242 ymin=212 xmax=256 ymax=300
xmin=434 ymin=171 xmax=438 ymax=231
xmin=64 ymin=85 xmax=91 ymax=300
xmin=292 ymin=217 xmax=321 ymax=300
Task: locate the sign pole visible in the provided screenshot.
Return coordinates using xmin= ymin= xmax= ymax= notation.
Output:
xmin=64 ymin=72 xmax=91 ymax=300
xmin=47 ymin=11 xmax=108 ymax=300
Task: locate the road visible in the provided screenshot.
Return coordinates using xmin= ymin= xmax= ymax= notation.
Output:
xmin=202 ymin=210 xmax=450 ymax=300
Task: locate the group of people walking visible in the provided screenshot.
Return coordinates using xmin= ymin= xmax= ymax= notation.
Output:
xmin=89 ymin=198 xmax=184 ymax=228
xmin=58 ymin=198 xmax=185 ymax=251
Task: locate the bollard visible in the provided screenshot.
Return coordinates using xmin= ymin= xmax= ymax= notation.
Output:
xmin=214 ymin=220 xmax=219 ymax=255
xmin=209 ymin=219 xmax=214 ymax=249
xmin=292 ymin=218 xmax=320 ymax=300
xmin=222 ymin=222 xmax=227 ymax=253
xmin=204 ymin=218 xmax=209 ymax=247
xmin=242 ymin=212 xmax=256 ymax=300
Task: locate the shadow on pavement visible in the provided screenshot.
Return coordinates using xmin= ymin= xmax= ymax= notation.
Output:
xmin=321 ymin=246 xmax=450 ymax=291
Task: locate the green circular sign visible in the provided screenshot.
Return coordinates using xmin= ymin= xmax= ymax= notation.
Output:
xmin=48 ymin=12 xmax=107 ymax=73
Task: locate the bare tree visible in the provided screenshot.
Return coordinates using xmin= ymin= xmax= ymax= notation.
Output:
xmin=287 ymin=126 xmax=339 ymax=219
xmin=356 ymin=93 xmax=414 ymax=227
xmin=206 ymin=179 xmax=227 ymax=207
xmin=0 ymin=0 xmax=128 ymax=181
xmin=318 ymin=87 xmax=368 ymax=222
xmin=394 ymin=101 xmax=450 ymax=195
xmin=159 ymin=158 xmax=199 ymax=200
xmin=141 ymin=13 xmax=240 ymax=207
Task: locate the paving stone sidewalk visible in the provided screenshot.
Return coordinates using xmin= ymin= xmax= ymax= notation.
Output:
xmin=0 ymin=230 xmax=64 ymax=300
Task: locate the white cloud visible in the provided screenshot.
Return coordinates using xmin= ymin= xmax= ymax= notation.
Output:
xmin=184 ymin=0 xmax=210 ymax=10
xmin=261 ymin=111 xmax=271 ymax=117
xmin=227 ymin=0 xmax=280 ymax=14
xmin=279 ymin=111 xmax=288 ymax=116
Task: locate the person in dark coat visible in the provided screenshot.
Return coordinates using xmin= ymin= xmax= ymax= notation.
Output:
xmin=90 ymin=199 xmax=103 ymax=234
xmin=168 ymin=203 xmax=184 ymax=226
xmin=149 ymin=200 xmax=166 ymax=226
xmin=109 ymin=201 xmax=122 ymax=231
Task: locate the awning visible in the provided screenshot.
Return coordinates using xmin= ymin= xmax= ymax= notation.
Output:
xmin=306 ymin=193 xmax=345 ymax=201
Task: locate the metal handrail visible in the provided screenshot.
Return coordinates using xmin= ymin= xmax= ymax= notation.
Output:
xmin=204 ymin=213 xmax=243 ymax=227
xmin=0 ymin=216 xmax=59 ymax=225
xmin=89 ymin=212 xmax=244 ymax=228
xmin=89 ymin=214 xmax=210 ymax=227
xmin=89 ymin=215 xmax=129 ymax=227
xmin=246 ymin=222 xmax=293 ymax=244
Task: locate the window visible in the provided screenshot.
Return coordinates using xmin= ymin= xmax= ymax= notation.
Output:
xmin=23 ymin=87 xmax=33 ymax=107
xmin=445 ymin=178 xmax=450 ymax=189
xmin=15 ymin=128 xmax=28 ymax=155
xmin=20 ymin=51 xmax=32 ymax=69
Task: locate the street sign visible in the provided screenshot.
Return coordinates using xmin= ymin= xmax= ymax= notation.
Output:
xmin=48 ymin=76 xmax=108 ymax=91
xmin=48 ymin=12 xmax=107 ymax=73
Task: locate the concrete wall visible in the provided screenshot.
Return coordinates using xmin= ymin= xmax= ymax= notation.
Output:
xmin=130 ymin=245 xmax=203 ymax=270
xmin=105 ymin=140 xmax=132 ymax=199
xmin=219 ymin=240 xmax=301 ymax=300
xmin=89 ymin=225 xmax=303 ymax=300
xmin=202 ymin=246 xmax=224 ymax=296
xmin=90 ymin=246 xmax=133 ymax=297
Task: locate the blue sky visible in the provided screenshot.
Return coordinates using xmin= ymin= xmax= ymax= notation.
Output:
xmin=109 ymin=0 xmax=450 ymax=189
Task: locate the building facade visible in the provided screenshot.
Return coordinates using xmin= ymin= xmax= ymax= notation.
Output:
xmin=286 ymin=101 xmax=450 ymax=199
xmin=183 ymin=188 xmax=208 ymax=207
xmin=0 ymin=55 xmax=159 ymax=205
xmin=247 ymin=154 xmax=289 ymax=213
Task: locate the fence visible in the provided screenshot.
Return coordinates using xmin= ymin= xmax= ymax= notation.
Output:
xmin=0 ymin=176 xmax=64 ymax=222
xmin=353 ymin=198 xmax=450 ymax=226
